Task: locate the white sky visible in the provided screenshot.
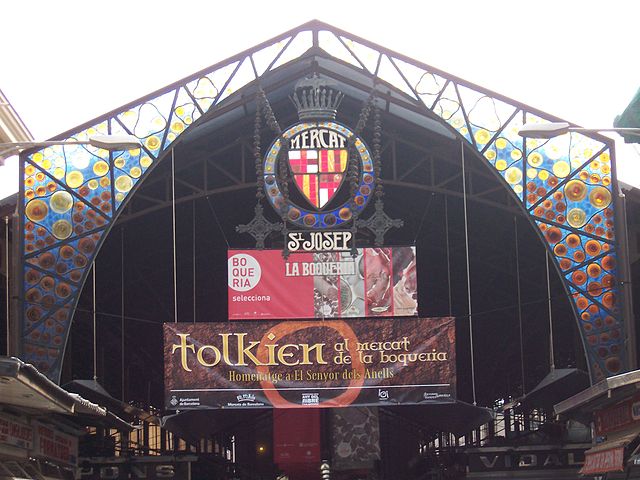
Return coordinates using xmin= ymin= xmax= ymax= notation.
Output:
xmin=1 ymin=0 xmax=639 ymax=198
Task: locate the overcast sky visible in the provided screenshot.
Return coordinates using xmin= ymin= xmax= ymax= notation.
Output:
xmin=1 ymin=0 xmax=639 ymax=198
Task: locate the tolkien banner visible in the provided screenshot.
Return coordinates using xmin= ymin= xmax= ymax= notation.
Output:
xmin=164 ymin=317 xmax=455 ymax=409
xmin=227 ymin=247 xmax=418 ymax=320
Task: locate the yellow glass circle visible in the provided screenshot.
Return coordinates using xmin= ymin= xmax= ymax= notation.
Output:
xmin=145 ymin=136 xmax=160 ymax=150
xmin=474 ymin=129 xmax=490 ymax=145
xmin=115 ymin=193 xmax=125 ymax=202
xmin=171 ymin=121 xmax=185 ymax=133
xmin=505 ymin=166 xmax=523 ymax=185
xmin=52 ymin=220 xmax=73 ymax=240
xmin=114 ymin=157 xmax=126 ymax=168
xmin=538 ymin=170 xmax=549 ymax=181
xmin=130 ymin=167 xmax=142 ymax=178
xmin=115 ymin=175 xmax=133 ymax=193
xmin=88 ymin=179 xmax=99 ymax=190
xmin=93 ymin=160 xmax=110 ymax=177
xmin=99 ymin=177 xmax=111 ymax=187
xmin=66 ymin=171 xmax=84 ymax=189
xmin=32 ymin=152 xmax=44 ymax=164
xmin=53 ymin=168 xmax=65 ymax=179
xmin=599 ymin=152 xmax=610 ymax=163
xmin=495 ymin=138 xmax=507 ymax=150
xmin=42 ymin=159 xmax=52 ymax=169
xmin=528 ymin=152 xmax=544 ymax=167
xmin=527 ymin=168 xmax=537 ymax=179
xmin=495 ymin=159 xmax=507 ymax=171
xmin=564 ymin=179 xmax=588 ymax=202
xmin=567 ymin=208 xmax=587 ymax=228
xmin=485 ymin=150 xmax=496 ymax=161
xmin=552 ymin=161 xmax=571 ymax=178
xmin=510 ymin=149 xmax=523 ymax=161
xmin=49 ymin=191 xmax=74 ymax=214
xmin=513 ymin=184 xmax=523 ymax=194
xmin=175 ymin=106 xmax=185 ymax=116
xmin=589 ymin=187 xmax=612 ymax=209
xmin=128 ymin=148 xmax=141 ymax=156
xmin=25 ymin=199 xmax=49 ymax=222
xmin=140 ymin=156 xmax=153 ymax=168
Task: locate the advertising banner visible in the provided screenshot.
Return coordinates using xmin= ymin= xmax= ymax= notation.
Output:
xmin=227 ymin=247 xmax=418 ymax=320
xmin=273 ymin=409 xmax=321 ymax=465
xmin=164 ymin=317 xmax=455 ymax=409
xmin=0 ymin=413 xmax=33 ymax=451
xmin=33 ymin=421 xmax=78 ymax=466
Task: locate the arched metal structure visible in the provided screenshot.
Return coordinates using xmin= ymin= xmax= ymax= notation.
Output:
xmin=17 ymin=20 xmax=626 ymax=385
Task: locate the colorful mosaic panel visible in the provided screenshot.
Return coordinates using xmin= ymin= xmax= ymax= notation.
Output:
xmin=19 ymin=23 xmax=625 ymax=384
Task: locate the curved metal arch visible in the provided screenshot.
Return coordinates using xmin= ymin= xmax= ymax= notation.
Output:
xmin=17 ymin=20 xmax=625 ymax=385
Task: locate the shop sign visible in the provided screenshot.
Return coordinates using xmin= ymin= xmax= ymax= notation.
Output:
xmin=467 ymin=446 xmax=586 ymax=472
xmin=595 ymin=393 xmax=640 ymax=435
xmin=228 ymin=247 xmax=417 ymax=319
xmin=580 ymin=447 xmax=625 ymax=475
xmin=33 ymin=421 xmax=78 ymax=466
xmin=77 ymin=456 xmax=193 ymax=479
xmin=164 ymin=317 xmax=455 ymax=409
xmin=0 ymin=413 xmax=32 ymax=450
xmin=286 ymin=231 xmax=353 ymax=252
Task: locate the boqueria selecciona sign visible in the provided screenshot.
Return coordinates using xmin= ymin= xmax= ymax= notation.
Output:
xmin=163 ymin=318 xmax=455 ymax=409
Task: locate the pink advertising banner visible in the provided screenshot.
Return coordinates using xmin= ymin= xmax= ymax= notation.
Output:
xmin=228 ymin=247 xmax=417 ymax=320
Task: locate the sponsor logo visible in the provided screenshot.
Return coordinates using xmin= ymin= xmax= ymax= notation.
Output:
xmin=302 ymin=393 xmax=320 ymax=405
xmin=228 ymin=253 xmax=261 ymax=292
xmin=177 ymin=397 xmax=200 ymax=407
xmin=237 ymin=393 xmax=256 ymax=403
xmin=169 ymin=395 xmax=178 ymax=407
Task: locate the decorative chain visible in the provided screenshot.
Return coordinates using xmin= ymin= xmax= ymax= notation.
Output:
xmin=253 ymin=97 xmax=264 ymax=200
xmin=373 ymin=102 xmax=383 ymax=199
xmin=348 ymin=89 xmax=376 ymax=212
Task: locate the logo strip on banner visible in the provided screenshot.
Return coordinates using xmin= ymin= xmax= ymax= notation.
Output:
xmin=228 ymin=247 xmax=418 ymax=320
xmin=164 ymin=317 xmax=455 ymax=409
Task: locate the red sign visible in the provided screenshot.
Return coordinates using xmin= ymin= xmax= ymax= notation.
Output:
xmin=33 ymin=421 xmax=78 ymax=466
xmin=274 ymin=409 xmax=321 ymax=465
xmin=164 ymin=317 xmax=455 ymax=409
xmin=580 ymin=447 xmax=625 ymax=475
xmin=227 ymin=247 xmax=418 ymax=320
xmin=595 ymin=393 xmax=640 ymax=435
xmin=0 ymin=414 xmax=32 ymax=451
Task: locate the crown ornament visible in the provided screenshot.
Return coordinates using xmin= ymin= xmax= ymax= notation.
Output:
xmin=291 ymin=75 xmax=344 ymax=121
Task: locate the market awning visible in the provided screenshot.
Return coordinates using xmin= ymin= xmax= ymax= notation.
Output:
xmin=381 ymin=401 xmax=495 ymax=436
xmin=580 ymin=431 xmax=640 ymax=475
xmin=514 ymin=368 xmax=590 ymax=412
xmin=0 ymin=357 xmax=105 ymax=416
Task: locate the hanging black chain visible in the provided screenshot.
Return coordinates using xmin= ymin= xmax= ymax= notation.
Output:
xmin=236 ymin=89 xmax=284 ymax=248
xmin=348 ymin=90 xmax=376 ymax=213
xmin=373 ymin=102 xmax=383 ymax=200
xmin=253 ymin=96 xmax=264 ymax=200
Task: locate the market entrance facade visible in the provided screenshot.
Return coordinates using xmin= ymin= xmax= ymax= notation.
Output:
xmin=7 ymin=20 xmax=630 ymax=479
